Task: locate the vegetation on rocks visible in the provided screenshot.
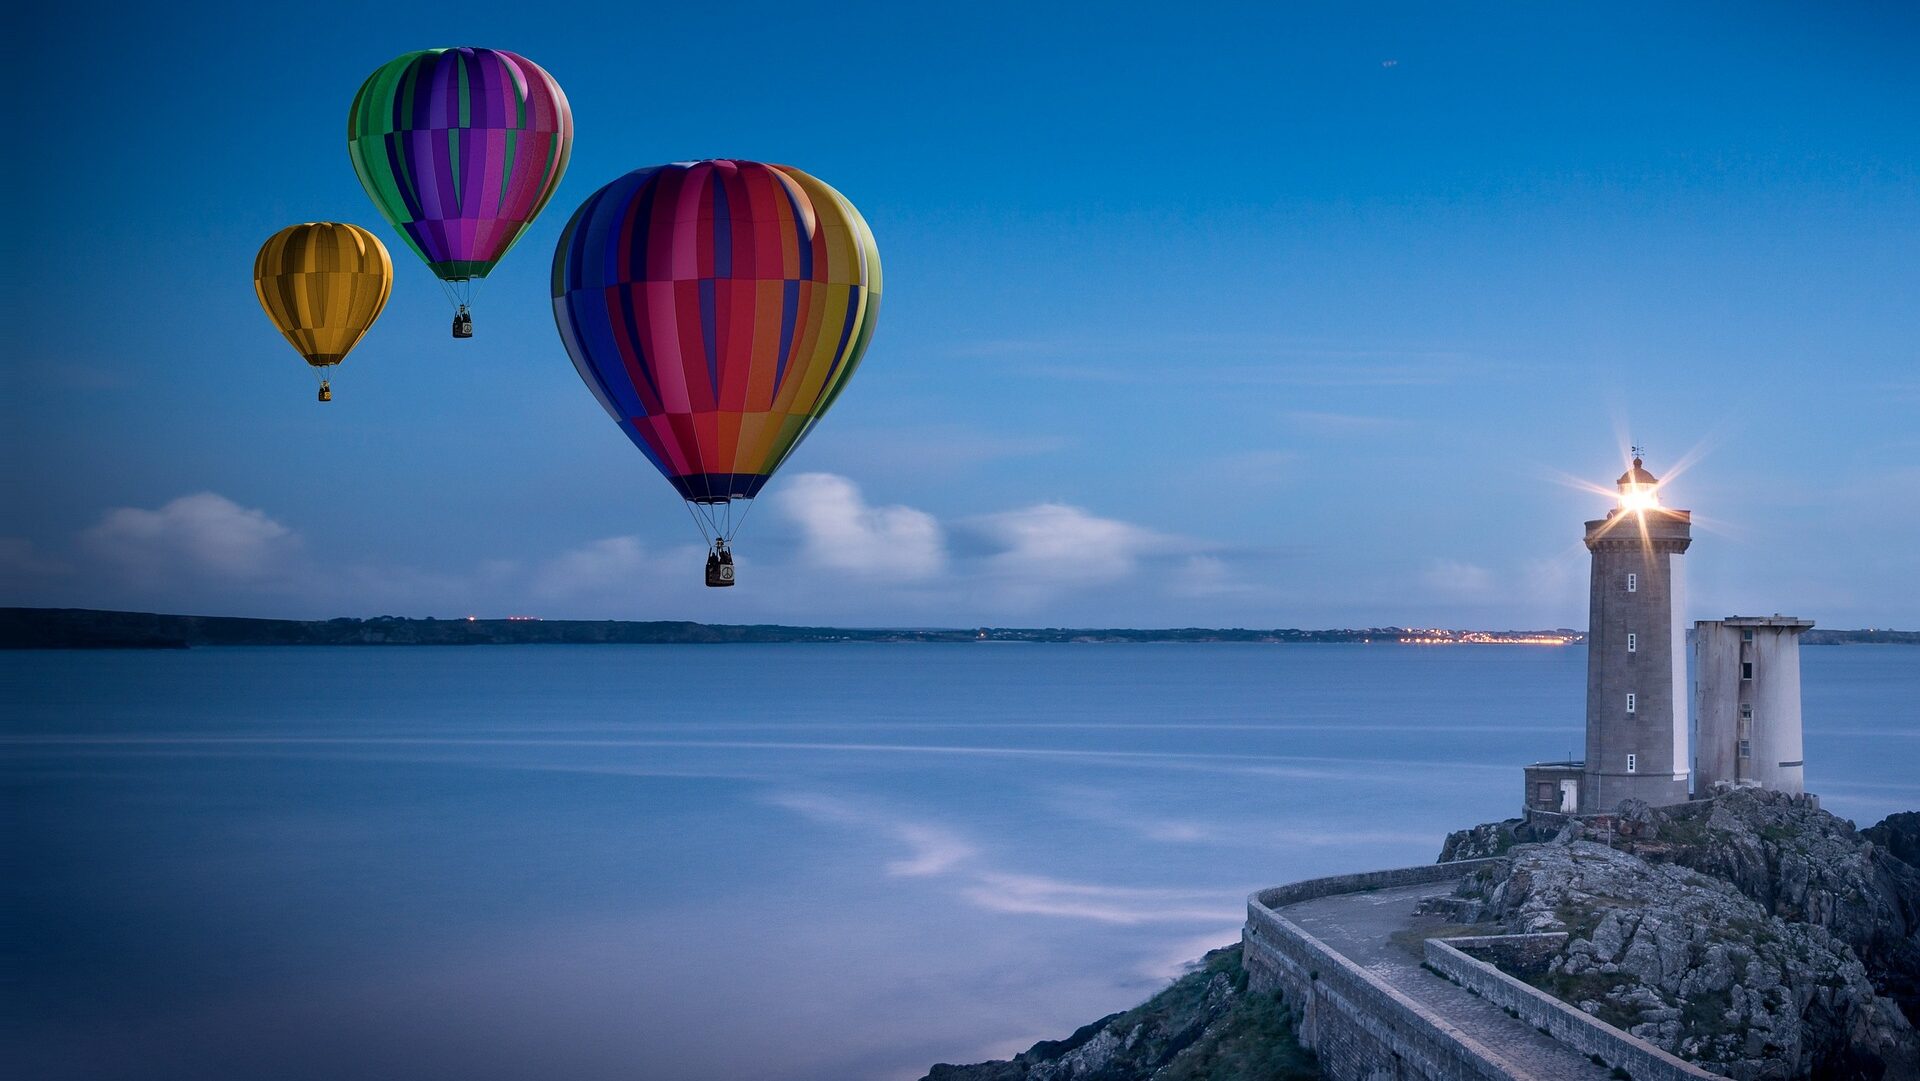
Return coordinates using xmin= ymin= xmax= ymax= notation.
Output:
xmin=920 ymin=945 xmax=1319 ymax=1081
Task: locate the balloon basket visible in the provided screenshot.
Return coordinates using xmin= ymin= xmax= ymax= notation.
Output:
xmin=705 ymin=545 xmax=736 ymax=588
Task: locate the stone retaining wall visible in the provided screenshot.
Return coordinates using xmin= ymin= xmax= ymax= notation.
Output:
xmin=1250 ymin=859 xmax=1509 ymax=911
xmin=1243 ymin=859 xmax=1529 ymax=1081
xmin=1424 ymin=937 xmax=1725 ymax=1080
xmin=1442 ymin=933 xmax=1567 ymax=977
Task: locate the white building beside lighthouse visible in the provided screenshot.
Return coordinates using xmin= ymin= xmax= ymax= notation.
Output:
xmin=1695 ymin=616 xmax=1812 ymax=795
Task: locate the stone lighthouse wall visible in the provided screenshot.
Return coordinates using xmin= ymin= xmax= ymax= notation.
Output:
xmin=1582 ymin=508 xmax=1692 ymax=811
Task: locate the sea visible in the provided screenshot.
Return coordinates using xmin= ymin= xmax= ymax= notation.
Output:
xmin=4 ymin=644 xmax=1915 ymax=1081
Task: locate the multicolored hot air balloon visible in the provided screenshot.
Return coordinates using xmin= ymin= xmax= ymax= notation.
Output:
xmin=347 ymin=47 xmax=571 ymax=338
xmin=253 ymin=223 xmax=393 ymax=402
xmin=551 ymin=160 xmax=883 ymax=587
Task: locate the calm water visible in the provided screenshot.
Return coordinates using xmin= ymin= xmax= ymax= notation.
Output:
xmin=4 ymin=645 xmax=1915 ymax=1081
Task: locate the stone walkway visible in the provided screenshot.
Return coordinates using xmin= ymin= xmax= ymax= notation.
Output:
xmin=1277 ymin=880 xmax=1617 ymax=1081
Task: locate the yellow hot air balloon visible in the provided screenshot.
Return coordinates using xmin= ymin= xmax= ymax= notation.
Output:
xmin=253 ymin=223 xmax=392 ymax=401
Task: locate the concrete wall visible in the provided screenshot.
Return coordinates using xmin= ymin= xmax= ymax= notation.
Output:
xmin=1694 ymin=622 xmax=1740 ymax=790
xmin=1424 ymin=937 xmax=1725 ymax=1080
xmin=1243 ymin=860 xmax=1530 ymax=1081
xmin=1582 ymin=507 xmax=1692 ymax=811
xmin=1694 ymin=620 xmax=1806 ymax=795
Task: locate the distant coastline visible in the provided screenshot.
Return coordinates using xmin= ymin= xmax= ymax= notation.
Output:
xmin=2 ymin=607 xmax=1913 ymax=650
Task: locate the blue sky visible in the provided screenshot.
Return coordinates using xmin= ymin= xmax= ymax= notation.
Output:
xmin=7 ymin=2 xmax=1917 ymax=627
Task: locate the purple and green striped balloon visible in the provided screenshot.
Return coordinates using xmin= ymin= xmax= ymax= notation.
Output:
xmin=347 ymin=48 xmax=572 ymax=309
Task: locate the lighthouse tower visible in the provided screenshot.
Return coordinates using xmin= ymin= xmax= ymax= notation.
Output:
xmin=1580 ymin=452 xmax=1692 ymax=811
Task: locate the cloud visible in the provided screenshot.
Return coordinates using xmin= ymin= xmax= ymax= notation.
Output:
xmin=776 ymin=473 xmax=946 ymax=580
xmin=973 ymin=503 xmax=1184 ymax=589
xmin=39 ymin=478 xmax=1214 ymax=621
xmin=1422 ymin=559 xmax=1495 ymax=597
xmin=80 ymin=493 xmax=301 ymax=583
xmin=531 ymin=536 xmax=689 ymax=600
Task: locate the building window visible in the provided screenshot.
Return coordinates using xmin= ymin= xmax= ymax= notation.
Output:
xmin=1738 ymin=739 xmax=1751 ymax=759
xmin=1626 ymin=693 xmax=1637 ymax=713
xmin=1627 ymin=632 xmax=1637 ymax=653
xmin=1742 ymin=662 xmax=1754 ymax=680
xmin=1742 ymin=628 xmax=1754 ymax=642
xmin=1740 ymin=704 xmax=1753 ymax=722
xmin=1627 ymin=753 xmax=1637 ymax=773
xmin=1537 ymin=783 xmax=1554 ymax=804
xmin=1627 ymin=573 xmax=1638 ymax=593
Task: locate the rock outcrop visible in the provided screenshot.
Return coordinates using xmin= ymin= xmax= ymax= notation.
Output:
xmin=921 ymin=945 xmax=1318 ymax=1081
xmin=1442 ymin=791 xmax=1920 ymax=1080
xmin=1866 ymin=813 xmax=1920 ymax=874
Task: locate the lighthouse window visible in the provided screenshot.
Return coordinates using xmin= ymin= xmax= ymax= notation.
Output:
xmin=1741 ymin=662 xmax=1754 ymax=680
xmin=1739 ymin=740 xmax=1751 ymax=759
xmin=1740 ymin=704 xmax=1753 ymax=722
xmin=1626 ymin=754 xmax=1637 ymax=773
xmin=1626 ymin=693 xmax=1637 ymax=713
xmin=1626 ymin=573 xmax=1638 ymax=593
xmin=1627 ymin=633 xmax=1637 ymax=653
xmin=1742 ymin=629 xmax=1754 ymax=642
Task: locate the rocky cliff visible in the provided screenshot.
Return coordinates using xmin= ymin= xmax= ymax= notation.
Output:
xmin=919 ymin=945 xmax=1318 ymax=1081
xmin=1442 ymin=789 xmax=1920 ymax=1080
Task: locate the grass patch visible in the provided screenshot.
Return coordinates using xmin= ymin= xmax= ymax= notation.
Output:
xmin=1759 ymin=823 xmax=1800 ymax=845
xmin=1156 ymin=987 xmax=1320 ymax=1081
xmin=1656 ymin=814 xmax=1715 ymax=847
xmin=1024 ymin=944 xmax=1325 ymax=1081
xmin=1529 ymin=970 xmax=1641 ymax=1030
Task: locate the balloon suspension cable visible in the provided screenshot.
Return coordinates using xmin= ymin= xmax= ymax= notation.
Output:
xmin=682 ymin=500 xmax=716 ymax=550
xmin=725 ymin=497 xmax=758 ymax=543
xmin=438 ymin=276 xmax=485 ymax=313
xmin=682 ymin=495 xmax=757 ymax=548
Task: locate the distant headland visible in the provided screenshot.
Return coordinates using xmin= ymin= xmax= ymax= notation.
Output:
xmin=2 ymin=608 xmax=1912 ymax=650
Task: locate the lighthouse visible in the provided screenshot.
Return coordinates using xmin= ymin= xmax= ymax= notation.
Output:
xmin=1579 ymin=451 xmax=1692 ymax=811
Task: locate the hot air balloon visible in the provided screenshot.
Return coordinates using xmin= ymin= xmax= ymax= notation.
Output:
xmin=347 ymin=47 xmax=572 ymax=338
xmin=253 ymin=223 xmax=393 ymax=402
xmin=551 ymin=161 xmax=883 ymax=587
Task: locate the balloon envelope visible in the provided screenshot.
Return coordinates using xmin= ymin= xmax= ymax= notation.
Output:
xmin=347 ymin=47 xmax=572 ymax=284
xmin=253 ymin=222 xmax=392 ymax=368
xmin=551 ymin=160 xmax=882 ymax=509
